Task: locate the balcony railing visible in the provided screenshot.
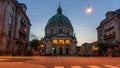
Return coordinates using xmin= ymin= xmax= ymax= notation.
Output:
xmin=105 ymin=26 xmax=114 ymax=32
xmin=104 ymin=33 xmax=115 ymax=39
xmin=19 ymin=29 xmax=26 ymax=36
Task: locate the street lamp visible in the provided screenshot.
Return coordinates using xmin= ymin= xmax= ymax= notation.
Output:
xmin=86 ymin=4 xmax=92 ymax=14
xmin=92 ymin=45 xmax=99 ymax=56
xmin=92 ymin=46 xmax=98 ymax=51
xmin=41 ymin=45 xmax=43 ymax=48
xmin=86 ymin=0 xmax=92 ymax=14
xmin=38 ymin=44 xmax=44 ymax=54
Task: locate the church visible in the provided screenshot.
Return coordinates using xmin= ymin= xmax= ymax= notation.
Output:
xmin=44 ymin=5 xmax=77 ymax=55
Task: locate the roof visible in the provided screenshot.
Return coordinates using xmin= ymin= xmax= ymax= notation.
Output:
xmin=46 ymin=6 xmax=72 ymax=27
xmin=98 ymin=8 xmax=120 ymax=28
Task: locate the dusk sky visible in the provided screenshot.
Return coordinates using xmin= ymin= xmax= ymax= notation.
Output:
xmin=19 ymin=0 xmax=120 ymax=46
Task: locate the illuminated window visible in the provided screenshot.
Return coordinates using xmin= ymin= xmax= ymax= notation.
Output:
xmin=66 ymin=40 xmax=70 ymax=45
xmin=53 ymin=40 xmax=58 ymax=45
xmin=59 ymin=40 xmax=64 ymax=45
xmin=23 ymin=27 xmax=27 ymax=33
xmin=8 ymin=17 xmax=13 ymax=24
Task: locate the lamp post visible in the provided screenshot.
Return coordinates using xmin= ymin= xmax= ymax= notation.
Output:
xmin=52 ymin=40 xmax=58 ymax=56
xmin=52 ymin=46 xmax=56 ymax=56
xmin=38 ymin=44 xmax=44 ymax=55
xmin=92 ymin=45 xmax=99 ymax=56
xmin=86 ymin=0 xmax=93 ymax=14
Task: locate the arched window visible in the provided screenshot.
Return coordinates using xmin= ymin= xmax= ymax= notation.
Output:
xmin=50 ymin=29 xmax=54 ymax=34
xmin=59 ymin=29 xmax=63 ymax=33
xmin=45 ymin=30 xmax=49 ymax=35
xmin=62 ymin=29 xmax=64 ymax=33
xmin=66 ymin=40 xmax=70 ymax=45
xmin=53 ymin=40 xmax=58 ymax=45
xmin=55 ymin=29 xmax=58 ymax=33
xmin=59 ymin=40 xmax=64 ymax=45
xmin=67 ymin=30 xmax=70 ymax=34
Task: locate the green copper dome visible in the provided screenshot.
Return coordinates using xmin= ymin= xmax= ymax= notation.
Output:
xmin=47 ymin=6 xmax=72 ymax=26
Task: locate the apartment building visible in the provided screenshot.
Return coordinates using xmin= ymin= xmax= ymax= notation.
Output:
xmin=0 ymin=0 xmax=31 ymax=55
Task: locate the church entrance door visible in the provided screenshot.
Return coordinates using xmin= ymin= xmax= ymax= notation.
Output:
xmin=59 ymin=47 xmax=63 ymax=54
xmin=66 ymin=48 xmax=69 ymax=55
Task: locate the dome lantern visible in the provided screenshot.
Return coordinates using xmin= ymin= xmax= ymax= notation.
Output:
xmin=57 ymin=6 xmax=62 ymax=13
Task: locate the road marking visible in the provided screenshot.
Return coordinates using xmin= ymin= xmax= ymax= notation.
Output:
xmin=117 ymin=65 xmax=120 ymax=67
xmin=55 ymin=66 xmax=64 ymax=68
xmin=88 ymin=65 xmax=102 ymax=68
xmin=0 ymin=59 xmax=10 ymax=61
xmin=17 ymin=62 xmax=23 ymax=64
xmin=56 ymin=56 xmax=64 ymax=58
xmin=71 ymin=66 xmax=82 ymax=68
xmin=103 ymin=65 xmax=120 ymax=68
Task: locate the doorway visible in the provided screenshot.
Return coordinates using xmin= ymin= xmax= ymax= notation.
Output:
xmin=59 ymin=47 xmax=63 ymax=54
xmin=66 ymin=48 xmax=69 ymax=55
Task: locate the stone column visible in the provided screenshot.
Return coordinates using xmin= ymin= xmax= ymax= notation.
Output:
xmin=56 ymin=40 xmax=59 ymax=55
xmin=64 ymin=40 xmax=66 ymax=55
xmin=69 ymin=41 xmax=72 ymax=55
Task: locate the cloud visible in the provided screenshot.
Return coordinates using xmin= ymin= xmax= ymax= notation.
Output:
xmin=29 ymin=31 xmax=39 ymax=41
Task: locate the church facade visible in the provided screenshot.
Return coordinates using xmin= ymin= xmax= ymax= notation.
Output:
xmin=44 ymin=6 xmax=77 ymax=55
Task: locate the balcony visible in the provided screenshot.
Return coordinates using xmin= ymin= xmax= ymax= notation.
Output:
xmin=105 ymin=26 xmax=114 ymax=32
xmin=104 ymin=33 xmax=115 ymax=40
xmin=19 ymin=29 xmax=26 ymax=36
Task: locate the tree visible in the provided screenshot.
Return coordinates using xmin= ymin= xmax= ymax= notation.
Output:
xmin=30 ymin=39 xmax=40 ymax=51
xmin=96 ymin=43 xmax=109 ymax=56
xmin=37 ymin=38 xmax=44 ymax=54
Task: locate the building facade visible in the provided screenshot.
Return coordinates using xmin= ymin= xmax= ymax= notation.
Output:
xmin=80 ymin=43 xmax=92 ymax=56
xmin=0 ymin=0 xmax=31 ymax=55
xmin=80 ymin=41 xmax=98 ymax=56
xmin=97 ymin=9 xmax=120 ymax=57
xmin=44 ymin=6 xmax=77 ymax=55
xmin=97 ymin=9 xmax=120 ymax=47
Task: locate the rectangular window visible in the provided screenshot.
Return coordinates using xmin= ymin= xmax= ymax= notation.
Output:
xmin=8 ymin=30 xmax=12 ymax=37
xmin=0 ymin=2 xmax=1 ymax=6
xmin=110 ymin=23 xmax=113 ymax=27
xmin=20 ymin=23 xmax=23 ymax=30
xmin=8 ymin=17 xmax=13 ymax=24
xmin=10 ymin=7 xmax=14 ymax=16
xmin=7 ymin=41 xmax=10 ymax=49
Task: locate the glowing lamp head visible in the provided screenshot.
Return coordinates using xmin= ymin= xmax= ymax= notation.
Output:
xmin=86 ymin=5 xmax=92 ymax=14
